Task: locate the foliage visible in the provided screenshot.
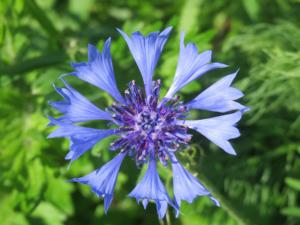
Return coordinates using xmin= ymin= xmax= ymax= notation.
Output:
xmin=1 ymin=0 xmax=300 ymax=224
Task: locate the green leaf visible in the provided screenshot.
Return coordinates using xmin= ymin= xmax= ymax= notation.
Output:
xmin=285 ymin=177 xmax=300 ymax=192
xmin=281 ymin=207 xmax=300 ymax=218
xmin=242 ymin=0 xmax=260 ymax=20
xmin=68 ymin=0 xmax=95 ymax=20
xmin=44 ymin=169 xmax=74 ymax=215
xmin=0 ymin=194 xmax=30 ymax=225
xmin=31 ymin=202 xmax=66 ymax=225
xmin=178 ymin=0 xmax=202 ymax=35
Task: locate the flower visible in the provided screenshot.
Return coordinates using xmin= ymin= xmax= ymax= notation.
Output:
xmin=48 ymin=27 xmax=246 ymax=218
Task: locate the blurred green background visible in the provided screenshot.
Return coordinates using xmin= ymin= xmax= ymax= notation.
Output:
xmin=1 ymin=0 xmax=300 ymax=224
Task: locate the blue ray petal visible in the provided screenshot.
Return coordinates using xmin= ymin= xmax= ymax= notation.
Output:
xmin=128 ymin=157 xmax=178 ymax=219
xmin=70 ymin=39 xmax=125 ymax=104
xmin=71 ymin=152 xmax=126 ymax=213
xmin=187 ymin=71 xmax=248 ymax=113
xmin=169 ymin=153 xmax=219 ymax=216
xmin=49 ymin=79 xmax=112 ymax=123
xmin=47 ymin=117 xmax=118 ymax=161
xmin=165 ymin=33 xmax=227 ymax=98
xmin=117 ymin=27 xmax=172 ymax=97
xmin=179 ymin=111 xmax=242 ymax=155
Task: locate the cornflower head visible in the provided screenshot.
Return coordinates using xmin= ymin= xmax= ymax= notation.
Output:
xmin=48 ymin=27 xmax=247 ymax=219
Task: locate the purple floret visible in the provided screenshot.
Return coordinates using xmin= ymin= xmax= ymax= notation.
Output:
xmin=109 ymin=80 xmax=191 ymax=167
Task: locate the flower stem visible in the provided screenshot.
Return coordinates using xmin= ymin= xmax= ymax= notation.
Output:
xmin=166 ymin=209 xmax=171 ymax=225
xmin=197 ymin=172 xmax=255 ymax=225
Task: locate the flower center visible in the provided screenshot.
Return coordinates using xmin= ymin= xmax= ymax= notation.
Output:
xmin=109 ymin=80 xmax=191 ymax=166
xmin=135 ymin=110 xmax=158 ymax=134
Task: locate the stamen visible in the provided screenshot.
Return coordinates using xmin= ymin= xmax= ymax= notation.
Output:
xmin=108 ymin=80 xmax=191 ymax=166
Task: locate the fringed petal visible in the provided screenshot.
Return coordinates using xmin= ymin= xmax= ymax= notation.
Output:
xmin=178 ymin=111 xmax=242 ymax=155
xmin=49 ymin=79 xmax=112 ymax=123
xmin=128 ymin=157 xmax=178 ymax=219
xmin=187 ymin=71 xmax=248 ymax=113
xmin=71 ymin=39 xmax=125 ymax=103
xmin=165 ymin=33 xmax=227 ymax=98
xmin=170 ymin=153 xmax=219 ymax=216
xmin=71 ymin=152 xmax=126 ymax=213
xmin=47 ymin=117 xmax=118 ymax=161
xmin=118 ymin=27 xmax=172 ymax=97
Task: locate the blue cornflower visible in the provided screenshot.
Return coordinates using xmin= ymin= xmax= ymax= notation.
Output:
xmin=48 ymin=27 xmax=247 ymax=218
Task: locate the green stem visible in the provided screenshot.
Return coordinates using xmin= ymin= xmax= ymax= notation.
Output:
xmin=158 ymin=218 xmax=164 ymax=225
xmin=166 ymin=209 xmax=171 ymax=225
xmin=158 ymin=209 xmax=171 ymax=225
xmin=197 ymin=173 xmax=255 ymax=225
